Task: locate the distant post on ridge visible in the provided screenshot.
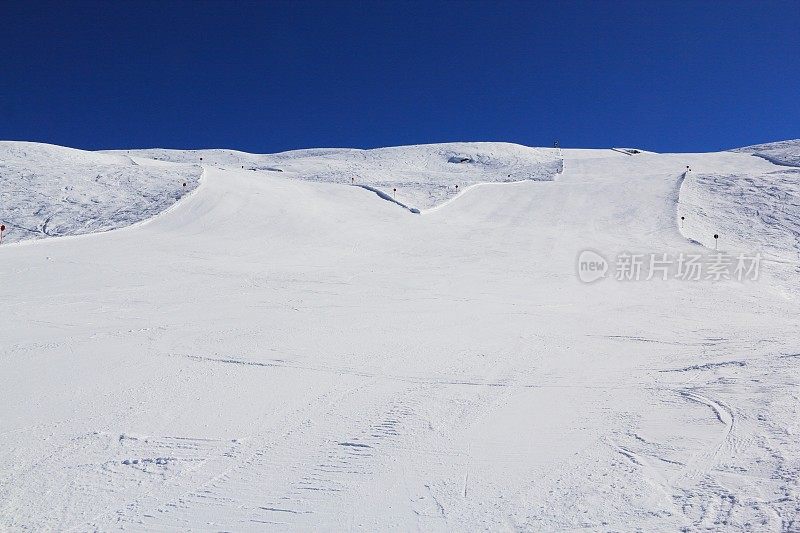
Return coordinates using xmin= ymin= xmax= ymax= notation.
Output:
xmin=0 ymin=224 xmax=5 ymax=245
xmin=714 ymin=233 xmax=719 ymax=250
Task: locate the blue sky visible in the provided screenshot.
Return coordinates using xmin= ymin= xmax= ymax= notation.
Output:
xmin=1 ymin=1 xmax=798 ymax=153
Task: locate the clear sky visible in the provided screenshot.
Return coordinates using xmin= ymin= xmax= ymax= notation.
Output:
xmin=2 ymin=0 xmax=798 ymax=153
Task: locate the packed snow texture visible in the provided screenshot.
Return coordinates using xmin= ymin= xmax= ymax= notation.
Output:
xmin=2 ymin=141 xmax=800 ymax=531
xmin=678 ymin=169 xmax=800 ymax=262
xmin=680 ymin=142 xmax=800 ymax=290
xmin=106 ymin=142 xmax=563 ymax=211
xmin=731 ymin=139 xmax=800 ymax=167
xmin=0 ymin=142 xmax=201 ymax=244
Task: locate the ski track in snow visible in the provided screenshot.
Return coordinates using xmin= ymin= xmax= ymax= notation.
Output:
xmin=1 ymin=141 xmax=800 ymax=531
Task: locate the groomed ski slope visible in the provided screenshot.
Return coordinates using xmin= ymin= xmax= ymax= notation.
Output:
xmin=1 ymin=145 xmax=800 ymax=531
xmin=105 ymin=142 xmax=563 ymax=211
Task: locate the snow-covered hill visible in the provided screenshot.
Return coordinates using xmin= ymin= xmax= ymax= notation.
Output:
xmin=679 ymin=141 xmax=800 ymax=290
xmin=2 ymin=140 xmax=800 ymax=531
xmin=678 ymin=168 xmax=800 ymax=261
xmin=0 ymin=142 xmax=201 ymax=244
xmin=731 ymin=139 xmax=800 ymax=167
xmin=106 ymin=142 xmax=563 ymax=211
xmin=0 ymin=141 xmax=561 ymax=244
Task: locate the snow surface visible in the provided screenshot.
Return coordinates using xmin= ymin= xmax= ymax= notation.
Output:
xmin=679 ymin=169 xmax=800 ymax=259
xmin=0 ymin=142 xmax=201 ymax=244
xmin=105 ymin=142 xmax=563 ymax=211
xmin=681 ymin=143 xmax=800 ymax=291
xmin=1 ymin=141 xmax=800 ymax=531
xmin=731 ymin=139 xmax=800 ymax=167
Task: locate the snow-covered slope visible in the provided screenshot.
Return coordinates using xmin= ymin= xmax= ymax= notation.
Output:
xmin=679 ymin=141 xmax=800 ymax=289
xmin=731 ymin=139 xmax=800 ymax=167
xmin=678 ymin=168 xmax=800 ymax=261
xmin=106 ymin=142 xmax=563 ymax=211
xmin=0 ymin=142 xmax=201 ymax=244
xmin=2 ymin=142 xmax=800 ymax=531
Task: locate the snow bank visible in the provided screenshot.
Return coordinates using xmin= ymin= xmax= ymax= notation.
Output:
xmin=108 ymin=142 xmax=562 ymax=211
xmin=731 ymin=139 xmax=800 ymax=167
xmin=0 ymin=142 xmax=201 ymax=244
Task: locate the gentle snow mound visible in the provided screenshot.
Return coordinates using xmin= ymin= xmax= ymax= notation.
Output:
xmin=0 ymin=142 xmax=201 ymax=244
